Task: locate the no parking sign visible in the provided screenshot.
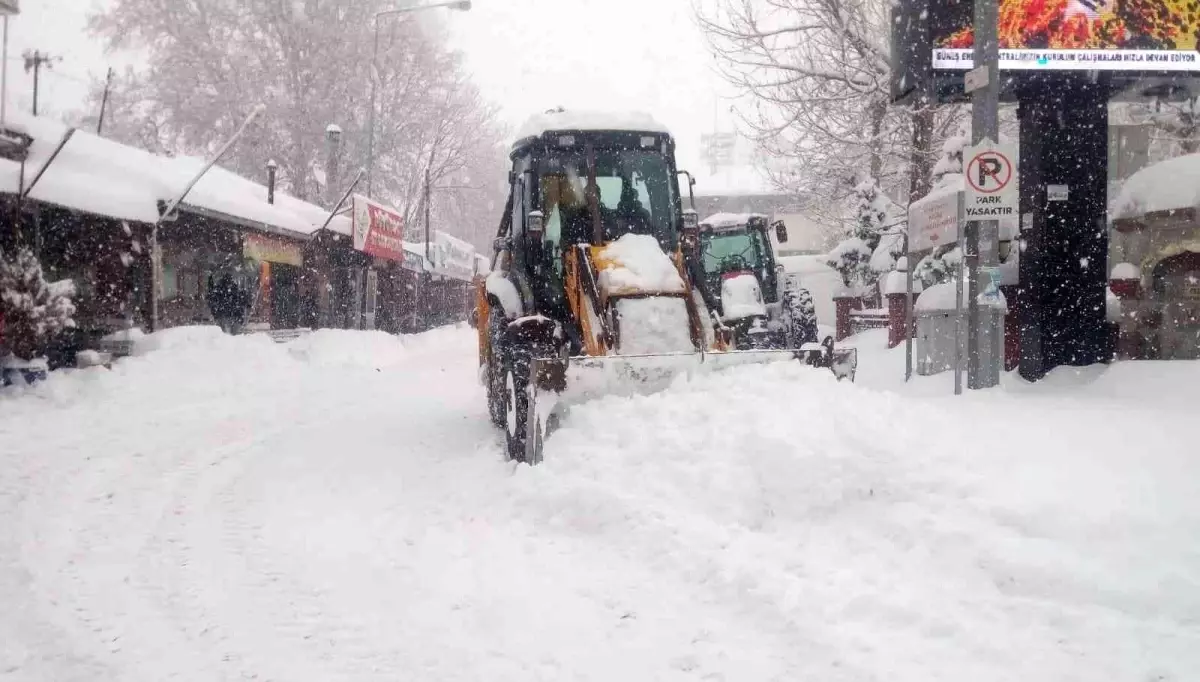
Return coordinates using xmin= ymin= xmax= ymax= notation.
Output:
xmin=964 ymin=139 xmax=1019 ymax=220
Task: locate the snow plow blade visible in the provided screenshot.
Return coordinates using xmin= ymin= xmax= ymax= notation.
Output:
xmin=520 ymin=339 xmax=857 ymax=464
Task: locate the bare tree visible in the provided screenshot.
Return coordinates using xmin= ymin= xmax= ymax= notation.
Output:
xmin=78 ymin=0 xmax=505 ymax=249
xmin=694 ymin=0 xmax=964 ymax=226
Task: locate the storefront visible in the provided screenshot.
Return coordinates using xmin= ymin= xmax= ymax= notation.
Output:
xmin=242 ymin=232 xmax=306 ymax=330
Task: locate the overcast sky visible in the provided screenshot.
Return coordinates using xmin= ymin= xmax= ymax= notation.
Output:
xmin=3 ymin=0 xmax=767 ymax=192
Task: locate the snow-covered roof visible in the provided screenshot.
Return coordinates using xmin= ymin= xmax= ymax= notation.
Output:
xmin=0 ymin=111 xmax=349 ymax=240
xmin=1112 ymin=153 xmax=1200 ymax=221
xmin=513 ymin=108 xmax=671 ymax=144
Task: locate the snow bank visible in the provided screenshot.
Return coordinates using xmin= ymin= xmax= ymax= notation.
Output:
xmin=596 ymin=233 xmax=685 ymax=295
xmin=1112 ymin=153 xmax=1200 ymax=220
xmin=614 ymin=296 xmax=694 ymax=354
xmin=535 ymin=358 xmax=1200 ymax=681
xmin=286 ymin=329 xmax=409 ymax=369
xmin=2 ymin=323 xmax=1199 ymax=680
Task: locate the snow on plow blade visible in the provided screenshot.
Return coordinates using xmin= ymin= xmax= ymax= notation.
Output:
xmin=521 ymin=343 xmax=857 ymax=464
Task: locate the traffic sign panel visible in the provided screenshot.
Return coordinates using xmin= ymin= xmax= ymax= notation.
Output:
xmin=963 ymin=139 xmax=1019 ymax=220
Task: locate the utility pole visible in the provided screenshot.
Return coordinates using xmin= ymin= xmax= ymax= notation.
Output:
xmin=96 ymin=67 xmax=115 ymax=135
xmin=22 ymin=49 xmax=59 ymax=117
xmin=968 ymin=0 xmax=1002 ymax=389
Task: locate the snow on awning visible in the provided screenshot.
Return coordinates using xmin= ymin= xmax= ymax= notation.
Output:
xmin=1111 ymin=153 xmax=1200 ymax=222
xmin=0 ymin=111 xmax=344 ymax=241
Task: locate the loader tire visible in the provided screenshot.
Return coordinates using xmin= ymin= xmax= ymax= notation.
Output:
xmin=783 ymin=281 xmax=818 ymax=347
xmin=486 ymin=309 xmax=507 ymax=429
xmin=502 ymin=349 xmax=534 ymax=463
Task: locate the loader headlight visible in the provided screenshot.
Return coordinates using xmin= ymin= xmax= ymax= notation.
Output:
xmin=683 ymin=209 xmax=698 ymax=230
xmin=527 ymin=210 xmax=544 ymax=240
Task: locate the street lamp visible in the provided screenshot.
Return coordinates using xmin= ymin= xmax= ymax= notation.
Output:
xmin=365 ymin=0 xmax=472 ymax=197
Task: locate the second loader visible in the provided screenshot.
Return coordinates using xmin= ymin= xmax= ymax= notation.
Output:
xmin=471 ymin=108 xmax=858 ymax=464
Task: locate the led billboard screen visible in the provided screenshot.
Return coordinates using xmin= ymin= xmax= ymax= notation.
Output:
xmin=933 ymin=0 xmax=1200 ymax=71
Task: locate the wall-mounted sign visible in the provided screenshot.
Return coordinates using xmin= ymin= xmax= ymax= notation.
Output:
xmin=932 ymin=1 xmax=1200 ymax=72
xmin=908 ymin=186 xmax=962 ymax=253
xmin=243 ymin=232 xmax=303 ymax=266
xmin=351 ymin=194 xmax=406 ymax=262
xmin=1047 ymin=184 xmax=1069 ymax=202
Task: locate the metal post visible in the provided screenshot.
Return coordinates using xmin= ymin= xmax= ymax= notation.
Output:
xmin=366 ymin=19 xmax=382 ymax=197
xmin=325 ymin=124 xmax=342 ymax=208
xmin=2 ymin=18 xmax=9 ymax=128
xmin=97 ymin=67 xmax=114 ymax=134
xmin=968 ymin=0 xmax=1001 ymax=389
xmin=365 ymin=1 xmax=471 ymax=199
xmin=424 ymin=165 xmax=432 ymax=261
xmin=30 ymin=50 xmax=39 ymax=116
xmin=904 ymin=236 xmax=913 ymax=382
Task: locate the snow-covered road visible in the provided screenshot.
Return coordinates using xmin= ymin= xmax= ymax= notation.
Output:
xmin=1 ymin=325 xmax=1197 ymax=681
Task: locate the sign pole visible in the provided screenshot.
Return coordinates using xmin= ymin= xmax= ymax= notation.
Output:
xmin=904 ymin=234 xmax=913 ymax=383
xmin=969 ymin=0 xmax=1002 ymax=389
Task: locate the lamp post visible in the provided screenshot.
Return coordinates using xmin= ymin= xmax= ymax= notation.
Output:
xmin=365 ymin=0 xmax=471 ymax=197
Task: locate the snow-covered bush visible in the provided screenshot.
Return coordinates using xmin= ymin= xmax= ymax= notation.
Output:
xmin=0 ymin=247 xmax=77 ymax=361
xmin=825 ymin=237 xmax=872 ymax=292
xmin=914 ymin=245 xmax=962 ymax=289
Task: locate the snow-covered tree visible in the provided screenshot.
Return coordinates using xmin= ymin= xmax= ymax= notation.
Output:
xmin=825 ymin=238 xmax=873 ymax=293
xmin=0 ymin=248 xmax=77 ymax=362
xmin=851 ymin=177 xmax=890 ymax=250
xmin=931 ymin=125 xmax=969 ymax=189
xmin=80 ymin=0 xmax=506 ymax=251
xmin=695 ymin=0 xmax=968 ymax=219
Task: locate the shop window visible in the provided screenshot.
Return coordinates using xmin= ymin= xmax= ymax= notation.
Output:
xmin=162 ymin=263 xmax=179 ymax=299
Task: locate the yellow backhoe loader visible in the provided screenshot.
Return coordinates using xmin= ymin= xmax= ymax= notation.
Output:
xmin=472 ymin=108 xmax=856 ymax=464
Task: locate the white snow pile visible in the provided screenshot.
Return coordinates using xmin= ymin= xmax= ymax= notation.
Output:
xmin=1112 ymin=153 xmax=1200 ymax=220
xmin=287 ymin=329 xmax=410 ymax=369
xmin=535 ymin=358 xmax=1200 ymax=681
xmin=596 ymin=233 xmax=685 ymax=295
xmin=882 ymin=269 xmax=922 ymax=295
xmin=1111 ymin=261 xmax=1142 ymax=280
xmin=1107 ymin=286 xmax=1123 ymax=323
xmin=614 ymin=296 xmax=694 ymax=355
xmin=719 ymin=272 xmax=766 ymax=320
xmin=915 ymin=279 xmax=966 ymax=311
xmin=2 ymin=323 xmax=1198 ymax=681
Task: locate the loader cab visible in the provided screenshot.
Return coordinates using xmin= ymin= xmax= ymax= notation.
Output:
xmin=698 ymin=213 xmax=781 ymax=305
xmin=504 ymin=127 xmax=684 ymax=276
